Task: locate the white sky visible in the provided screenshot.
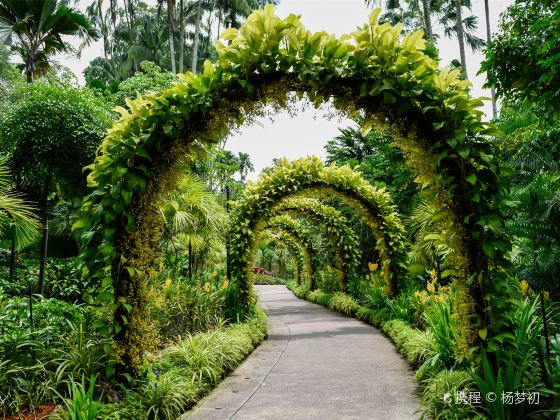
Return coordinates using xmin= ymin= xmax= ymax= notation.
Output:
xmin=56 ymin=0 xmax=514 ymax=180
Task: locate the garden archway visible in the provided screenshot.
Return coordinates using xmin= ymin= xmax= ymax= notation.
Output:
xmin=75 ymin=6 xmax=511 ymax=373
xmin=259 ymin=215 xmax=318 ymax=288
xmin=264 ymin=197 xmax=363 ymax=291
xmin=228 ymin=157 xmax=405 ymax=306
xmin=258 ymin=229 xmax=308 ymax=285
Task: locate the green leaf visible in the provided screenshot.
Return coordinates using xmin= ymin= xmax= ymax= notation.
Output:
xmin=457 ymin=143 xmax=470 ymax=159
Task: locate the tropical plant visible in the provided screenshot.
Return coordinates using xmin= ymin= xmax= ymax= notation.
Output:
xmin=0 ymin=161 xmax=38 ymax=249
xmin=0 ymin=0 xmax=98 ymax=82
xmin=481 ymin=0 xmax=560 ymax=110
xmin=58 ymin=375 xmax=103 ymax=420
xmin=137 ymin=369 xmax=195 ymax=420
xmin=420 ymin=369 xmax=477 ymax=419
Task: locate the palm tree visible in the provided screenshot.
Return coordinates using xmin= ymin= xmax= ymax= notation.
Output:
xmin=160 ymin=171 xmax=228 ymax=277
xmin=0 ymin=162 xmax=39 ymax=280
xmin=438 ymin=0 xmax=484 ymax=77
xmin=237 ymin=152 xmax=254 ymax=184
xmin=0 ymin=0 xmax=98 ymax=82
xmin=483 ymin=0 xmax=497 ymax=119
xmin=364 ymin=0 xmax=437 ymax=41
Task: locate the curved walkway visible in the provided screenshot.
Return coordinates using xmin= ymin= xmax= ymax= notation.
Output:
xmin=183 ymin=285 xmax=420 ymax=420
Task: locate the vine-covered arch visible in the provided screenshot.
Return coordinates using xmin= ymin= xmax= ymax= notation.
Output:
xmin=229 ymin=157 xmax=405 ymax=305
xmin=75 ymin=5 xmax=512 ymax=373
xmin=258 ymin=229 xmax=307 ymax=285
xmin=258 ymin=215 xmax=318 ymax=288
xmin=269 ymin=196 xmax=362 ymax=290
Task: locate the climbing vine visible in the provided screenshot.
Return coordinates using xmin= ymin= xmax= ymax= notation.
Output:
xmin=258 ymin=215 xmax=318 ymax=289
xmin=258 ymin=229 xmax=307 ymax=285
xmin=269 ymin=196 xmax=362 ymax=290
xmin=73 ymin=5 xmax=512 ymax=373
xmin=228 ymin=157 xmax=405 ymax=306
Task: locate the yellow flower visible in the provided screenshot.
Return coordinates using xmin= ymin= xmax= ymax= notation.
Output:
xmin=368 ymin=262 xmax=379 ymax=272
xmin=520 ymin=279 xmax=530 ymax=296
xmin=163 ymin=278 xmax=172 ymax=289
xmin=544 ymin=291 xmax=549 ymax=299
xmin=430 ymin=268 xmax=437 ymax=282
xmin=426 ymin=279 xmax=436 ymax=294
xmin=365 ymin=274 xmax=370 ymax=281
xmin=414 ymin=290 xmax=421 ymax=298
xmin=221 ymin=278 xmax=229 ymax=291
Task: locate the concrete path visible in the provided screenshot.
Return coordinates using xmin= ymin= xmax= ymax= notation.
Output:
xmin=183 ymin=285 xmax=420 ymax=420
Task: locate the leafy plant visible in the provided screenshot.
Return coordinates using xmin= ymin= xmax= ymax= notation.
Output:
xmin=328 ymin=292 xmax=360 ymax=316
xmin=470 ymin=351 xmax=533 ymax=420
xmin=58 ymin=375 xmax=103 ymax=420
xmin=420 ymin=369 xmax=478 ymax=419
xmin=137 ymin=370 xmax=195 ymax=420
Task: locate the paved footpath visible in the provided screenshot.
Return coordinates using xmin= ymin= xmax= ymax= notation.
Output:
xmin=183 ymin=285 xmax=420 ymax=420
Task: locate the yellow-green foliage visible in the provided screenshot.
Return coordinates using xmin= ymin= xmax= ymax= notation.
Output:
xmin=328 ymin=292 xmax=361 ymax=316
xmin=74 ymin=5 xmax=513 ymax=372
xmin=260 ymin=230 xmax=307 ymax=285
xmin=271 ymin=197 xmax=362 ymax=290
xmin=259 ymin=215 xmax=318 ymax=288
xmin=230 ymin=157 xmax=406 ymax=306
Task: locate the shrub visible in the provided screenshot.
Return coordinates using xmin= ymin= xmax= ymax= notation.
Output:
xmin=423 ymin=298 xmax=458 ymax=369
xmin=137 ymin=370 xmax=197 ymax=420
xmin=307 ymin=289 xmax=332 ymax=306
xmin=316 ymin=266 xmax=341 ymax=294
xmin=355 ymin=306 xmax=388 ymax=327
xmin=328 ymin=292 xmax=360 ymax=316
xmin=382 ymin=319 xmax=436 ymax=368
xmin=420 ymin=369 xmax=478 ymax=419
xmin=56 ymin=375 xmax=104 ymax=420
xmin=385 ymin=293 xmax=417 ymax=324
xmin=149 ymin=279 xmax=223 ymax=340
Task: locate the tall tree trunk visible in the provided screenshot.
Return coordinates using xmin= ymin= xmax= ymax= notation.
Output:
xmin=167 ymin=0 xmax=177 ymax=73
xmin=125 ymin=0 xmax=138 ymax=71
xmin=484 ymin=0 xmax=497 ymax=119
xmin=178 ymin=0 xmax=185 ymax=73
xmin=455 ymin=0 xmax=467 ymax=77
xmin=98 ymin=0 xmax=109 ymax=60
xmin=421 ymin=0 xmax=433 ymax=40
xmin=191 ymin=2 xmax=202 ymax=74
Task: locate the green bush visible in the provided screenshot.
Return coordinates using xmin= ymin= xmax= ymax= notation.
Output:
xmin=328 ymin=292 xmax=360 ymax=316
xmin=307 ymin=289 xmax=332 ymax=306
xmin=382 ymin=319 xmax=436 ymax=368
xmin=355 ymin=306 xmax=386 ymax=327
xmin=385 ymin=293 xmax=417 ymax=324
xmin=252 ymin=273 xmax=287 ymax=285
xmin=137 ymin=370 xmax=197 ymax=420
xmin=149 ymin=279 xmax=223 ymax=341
xmin=420 ymin=369 xmax=478 ymax=419
xmin=316 ymin=266 xmax=341 ymax=294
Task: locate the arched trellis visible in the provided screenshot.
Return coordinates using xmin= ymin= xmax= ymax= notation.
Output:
xmin=229 ymin=157 xmax=405 ymax=308
xmin=268 ymin=197 xmax=362 ymax=291
xmin=258 ymin=215 xmax=318 ymax=288
xmin=258 ymin=229 xmax=308 ymax=285
xmin=74 ymin=6 xmax=512 ymax=373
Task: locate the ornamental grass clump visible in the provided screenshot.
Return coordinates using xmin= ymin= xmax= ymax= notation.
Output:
xmin=328 ymin=292 xmax=360 ymax=316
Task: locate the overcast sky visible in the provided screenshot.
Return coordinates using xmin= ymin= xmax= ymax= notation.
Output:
xmin=59 ymin=0 xmax=514 ymax=180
